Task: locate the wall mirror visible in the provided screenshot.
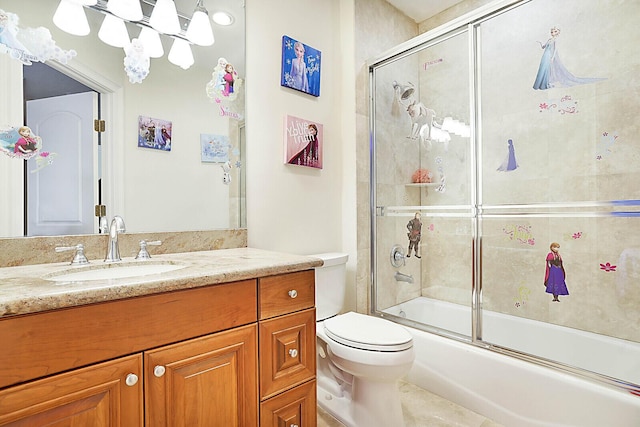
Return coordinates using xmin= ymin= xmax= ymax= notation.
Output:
xmin=0 ymin=0 xmax=246 ymax=238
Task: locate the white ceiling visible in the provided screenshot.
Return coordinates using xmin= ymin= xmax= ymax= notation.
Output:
xmin=385 ymin=0 xmax=465 ymax=23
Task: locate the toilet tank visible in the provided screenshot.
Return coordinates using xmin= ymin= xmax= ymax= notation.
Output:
xmin=310 ymin=253 xmax=349 ymax=321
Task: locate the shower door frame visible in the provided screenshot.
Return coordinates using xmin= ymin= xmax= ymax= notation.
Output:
xmin=368 ymin=0 xmax=639 ymax=396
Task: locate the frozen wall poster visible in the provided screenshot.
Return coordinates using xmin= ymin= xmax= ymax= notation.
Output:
xmin=284 ymin=115 xmax=323 ymax=169
xmin=280 ymin=35 xmax=321 ymax=97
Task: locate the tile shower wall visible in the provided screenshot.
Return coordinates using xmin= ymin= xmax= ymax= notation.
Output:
xmin=477 ymin=0 xmax=640 ymax=343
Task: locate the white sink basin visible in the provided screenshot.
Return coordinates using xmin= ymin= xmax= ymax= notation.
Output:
xmin=46 ymin=262 xmax=186 ymax=282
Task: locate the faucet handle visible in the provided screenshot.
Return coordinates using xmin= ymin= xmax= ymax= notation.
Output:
xmin=135 ymin=240 xmax=162 ymax=260
xmin=55 ymin=244 xmax=90 ymax=265
xmin=390 ymin=244 xmax=406 ymax=268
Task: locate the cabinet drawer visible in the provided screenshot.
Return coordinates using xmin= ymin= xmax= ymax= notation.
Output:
xmin=259 ymin=308 xmax=316 ymax=400
xmin=260 ymin=380 xmax=316 ymax=427
xmin=259 ymin=270 xmax=315 ymax=320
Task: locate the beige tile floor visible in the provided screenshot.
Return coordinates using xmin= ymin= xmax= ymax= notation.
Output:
xmin=317 ymin=380 xmax=503 ymax=427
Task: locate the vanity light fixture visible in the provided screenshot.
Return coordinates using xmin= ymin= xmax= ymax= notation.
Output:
xmin=186 ymin=0 xmax=214 ymax=46
xmin=52 ymin=0 xmax=220 ymax=74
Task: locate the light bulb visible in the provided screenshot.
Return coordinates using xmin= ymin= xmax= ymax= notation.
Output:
xmin=53 ymin=0 xmax=90 ymax=36
xmin=138 ymin=27 xmax=164 ymax=58
xmin=212 ymin=11 xmax=233 ymax=26
xmin=168 ymin=38 xmax=194 ymax=70
xmin=149 ymin=0 xmax=181 ymax=35
xmin=186 ymin=7 xmax=214 ymax=46
xmin=107 ymin=0 xmax=143 ymax=21
xmin=98 ymin=14 xmax=130 ymax=48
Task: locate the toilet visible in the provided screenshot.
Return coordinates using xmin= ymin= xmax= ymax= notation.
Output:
xmin=312 ymin=253 xmax=415 ymax=427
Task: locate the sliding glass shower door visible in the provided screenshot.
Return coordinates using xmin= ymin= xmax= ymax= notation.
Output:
xmin=371 ymin=26 xmax=475 ymax=338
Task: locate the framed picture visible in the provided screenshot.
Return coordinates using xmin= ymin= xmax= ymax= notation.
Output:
xmin=280 ymin=35 xmax=321 ymax=97
xmin=138 ymin=116 xmax=172 ymax=151
xmin=284 ymin=115 xmax=323 ymax=169
xmin=200 ymin=133 xmax=230 ymax=163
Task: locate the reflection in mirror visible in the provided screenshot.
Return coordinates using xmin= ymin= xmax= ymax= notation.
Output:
xmin=24 ymin=64 xmax=98 ymax=236
xmin=0 ymin=0 xmax=246 ymax=238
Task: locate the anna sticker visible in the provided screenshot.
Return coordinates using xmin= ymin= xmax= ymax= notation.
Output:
xmin=0 ymin=125 xmax=42 ymax=160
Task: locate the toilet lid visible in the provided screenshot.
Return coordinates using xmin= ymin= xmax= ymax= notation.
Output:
xmin=323 ymin=312 xmax=413 ymax=351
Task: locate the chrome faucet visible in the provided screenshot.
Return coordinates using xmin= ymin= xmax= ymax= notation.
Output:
xmin=105 ymin=215 xmax=126 ymax=262
xmin=394 ymin=271 xmax=414 ymax=284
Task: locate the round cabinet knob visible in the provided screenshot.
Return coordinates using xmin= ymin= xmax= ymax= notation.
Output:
xmin=290 ymin=424 xmax=299 ymax=427
xmin=125 ymin=373 xmax=138 ymax=386
xmin=289 ymin=348 xmax=298 ymax=358
xmin=288 ymin=290 xmax=298 ymax=298
xmin=154 ymin=365 xmax=166 ymax=377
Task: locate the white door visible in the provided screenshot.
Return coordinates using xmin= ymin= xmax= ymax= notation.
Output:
xmin=26 ymin=92 xmax=98 ymax=236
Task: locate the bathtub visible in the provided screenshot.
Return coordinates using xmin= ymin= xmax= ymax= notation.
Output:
xmin=383 ymin=297 xmax=640 ymax=427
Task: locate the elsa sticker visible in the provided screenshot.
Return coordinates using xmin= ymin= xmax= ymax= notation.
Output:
xmin=532 ymin=27 xmax=605 ymax=90
xmin=0 ymin=9 xmax=75 ymax=65
xmin=0 ymin=126 xmax=43 ymax=160
xmin=497 ymin=139 xmax=519 ymax=172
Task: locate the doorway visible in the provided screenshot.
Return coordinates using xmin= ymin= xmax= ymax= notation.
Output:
xmin=23 ymin=62 xmax=100 ymax=236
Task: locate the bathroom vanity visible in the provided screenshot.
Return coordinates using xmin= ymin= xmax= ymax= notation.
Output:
xmin=0 ymin=248 xmax=321 ymax=426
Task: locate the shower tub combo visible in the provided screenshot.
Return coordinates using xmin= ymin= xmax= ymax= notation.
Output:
xmin=368 ymin=0 xmax=640 ymax=425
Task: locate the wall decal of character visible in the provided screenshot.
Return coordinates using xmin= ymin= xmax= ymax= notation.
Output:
xmin=406 ymin=212 xmax=423 ymax=259
xmin=544 ymin=242 xmax=569 ymax=302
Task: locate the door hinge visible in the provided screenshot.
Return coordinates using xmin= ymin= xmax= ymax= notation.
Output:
xmin=94 ymin=119 xmax=105 ymax=132
xmin=94 ymin=204 xmax=106 ymax=217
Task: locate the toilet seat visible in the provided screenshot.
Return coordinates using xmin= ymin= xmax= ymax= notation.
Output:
xmin=323 ymin=312 xmax=413 ymax=352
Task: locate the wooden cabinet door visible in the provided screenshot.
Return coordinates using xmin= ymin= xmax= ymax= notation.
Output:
xmin=0 ymin=354 xmax=143 ymax=426
xmin=145 ymin=324 xmax=258 ymax=427
xmin=259 ymin=309 xmax=316 ymax=400
xmin=260 ymin=380 xmax=316 ymax=427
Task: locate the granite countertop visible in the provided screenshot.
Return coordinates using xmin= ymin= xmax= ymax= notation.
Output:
xmin=0 ymin=248 xmax=323 ymax=318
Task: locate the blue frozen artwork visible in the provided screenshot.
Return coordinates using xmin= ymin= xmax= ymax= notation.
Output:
xmin=201 ymin=134 xmax=230 ymax=163
xmin=281 ymin=35 xmax=321 ymax=97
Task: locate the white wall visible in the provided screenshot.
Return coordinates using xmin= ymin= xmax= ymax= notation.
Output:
xmin=246 ymin=0 xmax=357 ymax=310
xmin=0 ymin=55 xmax=24 ymax=237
